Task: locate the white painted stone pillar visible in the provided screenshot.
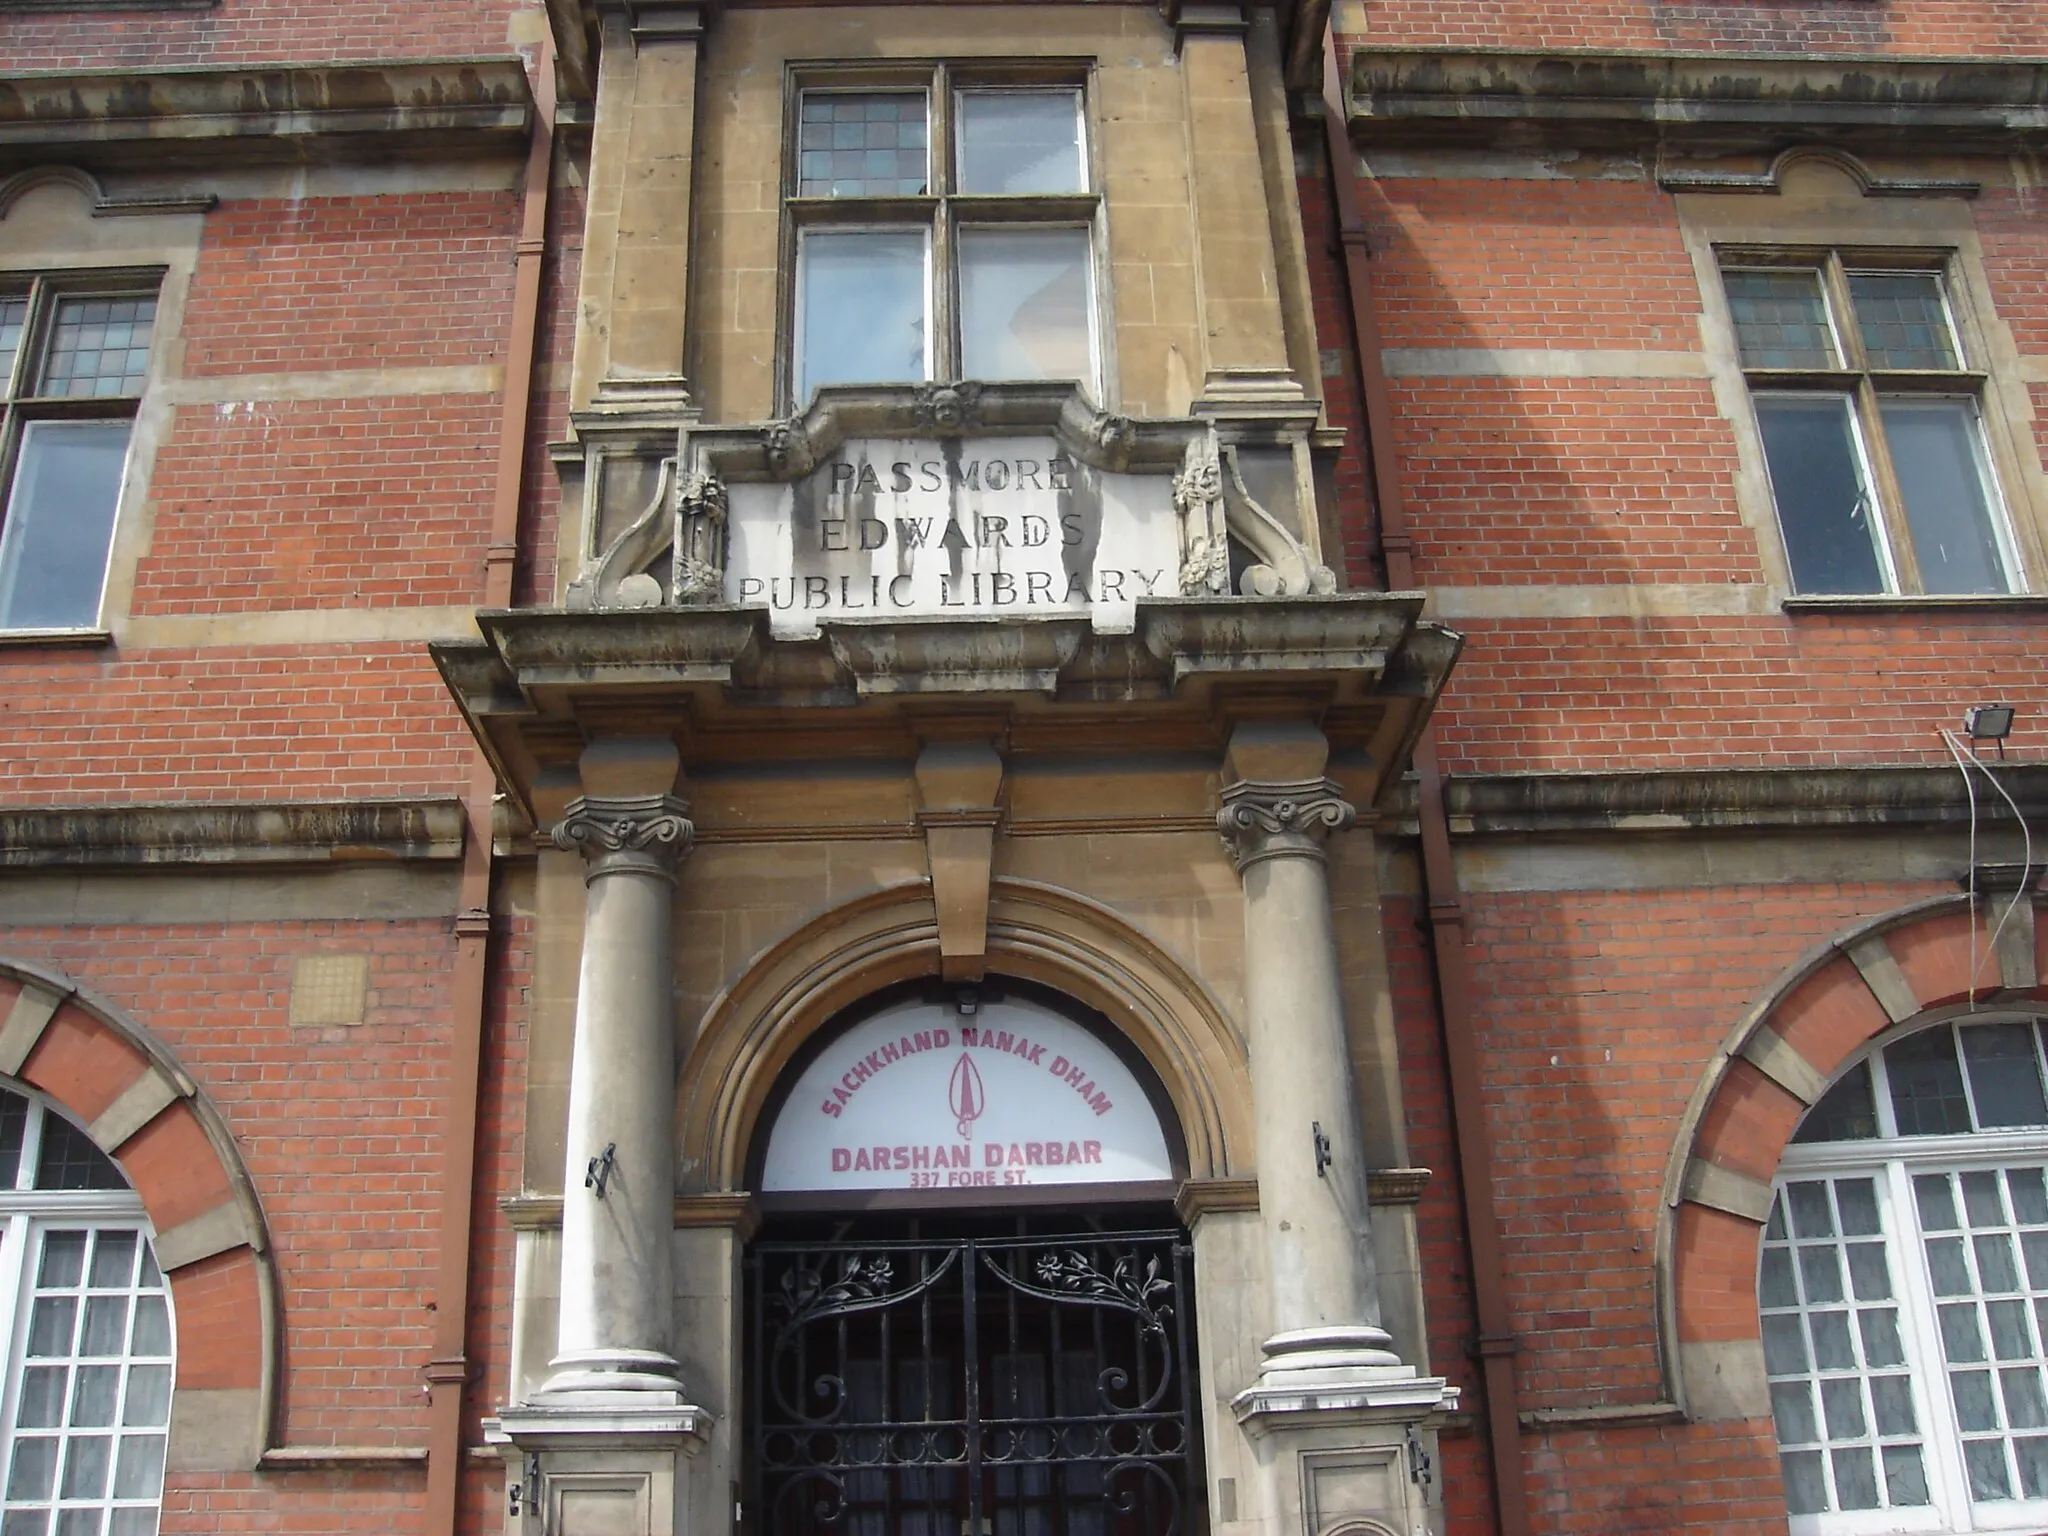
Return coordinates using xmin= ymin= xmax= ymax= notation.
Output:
xmin=545 ymin=758 xmax=693 ymax=1398
xmin=1216 ymin=722 xmax=1448 ymax=1415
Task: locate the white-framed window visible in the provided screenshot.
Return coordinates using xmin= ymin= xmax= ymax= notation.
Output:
xmin=1719 ymin=254 xmax=2022 ymax=597
xmin=0 ymin=1085 xmax=172 ymax=1536
xmin=1766 ymin=1013 xmax=2048 ymax=1532
xmin=787 ymin=77 xmax=1100 ymax=407
xmin=0 ymin=275 xmax=161 ymax=633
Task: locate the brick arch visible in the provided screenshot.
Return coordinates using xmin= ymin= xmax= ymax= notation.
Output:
xmin=1657 ymin=892 xmax=2045 ymax=1420
xmin=0 ymin=957 xmax=278 ymax=1472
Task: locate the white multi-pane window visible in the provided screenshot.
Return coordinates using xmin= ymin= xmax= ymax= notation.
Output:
xmin=1765 ymin=1015 xmax=2048 ymax=1531
xmin=1719 ymin=256 xmax=2021 ymax=597
xmin=0 ymin=1086 xmax=171 ymax=1536
xmin=788 ymin=78 xmax=1099 ymax=406
xmin=0 ymin=277 xmax=161 ymax=632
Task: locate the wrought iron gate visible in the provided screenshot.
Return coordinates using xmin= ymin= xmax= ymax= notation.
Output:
xmin=747 ymin=1230 xmax=1200 ymax=1536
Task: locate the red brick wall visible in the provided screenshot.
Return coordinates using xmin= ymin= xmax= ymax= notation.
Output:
xmin=0 ymin=647 xmax=474 ymax=803
xmin=180 ymin=194 xmax=520 ymax=376
xmin=1351 ymin=0 xmax=2041 ymax=56
xmin=0 ymin=1 xmax=529 ymax=70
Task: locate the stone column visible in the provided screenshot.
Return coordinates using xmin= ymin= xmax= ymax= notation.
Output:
xmin=544 ymin=750 xmax=694 ymax=1398
xmin=1215 ymin=721 xmax=1446 ymax=1410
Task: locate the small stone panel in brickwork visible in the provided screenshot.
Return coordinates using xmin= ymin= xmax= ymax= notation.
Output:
xmin=287 ymin=954 xmax=368 ymax=1028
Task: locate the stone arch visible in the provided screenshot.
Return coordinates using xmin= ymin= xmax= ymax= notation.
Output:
xmin=0 ymin=958 xmax=278 ymax=1470
xmin=1657 ymin=891 xmax=2044 ymax=1419
xmin=675 ymin=877 xmax=1254 ymax=1192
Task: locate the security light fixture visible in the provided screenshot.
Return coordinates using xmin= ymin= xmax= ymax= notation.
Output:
xmin=1965 ymin=705 xmax=2017 ymax=742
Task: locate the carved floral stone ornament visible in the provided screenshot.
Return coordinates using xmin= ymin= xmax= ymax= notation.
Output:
xmin=673 ymin=467 xmax=727 ymax=603
xmin=1216 ymin=778 xmax=1357 ymax=870
xmin=551 ymin=794 xmax=695 ymax=881
xmin=1173 ymin=437 xmax=1230 ymax=596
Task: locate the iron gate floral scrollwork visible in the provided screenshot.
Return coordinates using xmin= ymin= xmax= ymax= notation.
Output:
xmin=748 ymin=1231 xmax=1199 ymax=1536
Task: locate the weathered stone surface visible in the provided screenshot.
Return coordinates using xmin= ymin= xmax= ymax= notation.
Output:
xmin=0 ymin=58 xmax=534 ymax=166
xmin=1349 ymin=48 xmax=2048 ymax=151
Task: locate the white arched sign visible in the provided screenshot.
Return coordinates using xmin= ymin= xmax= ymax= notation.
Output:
xmin=760 ymin=995 xmax=1175 ymax=1193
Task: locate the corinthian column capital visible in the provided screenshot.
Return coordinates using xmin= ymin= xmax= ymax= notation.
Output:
xmin=1216 ymin=778 xmax=1355 ymax=872
xmin=552 ymin=794 xmax=695 ymax=882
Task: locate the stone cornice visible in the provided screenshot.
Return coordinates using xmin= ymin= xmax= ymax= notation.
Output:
xmin=0 ymin=57 xmax=534 ymax=167
xmin=431 ymin=599 xmax=1463 ymax=825
xmin=1346 ymin=47 xmax=2048 ymax=153
xmin=1380 ymin=764 xmax=2048 ymax=838
xmin=0 ymin=799 xmax=466 ymax=869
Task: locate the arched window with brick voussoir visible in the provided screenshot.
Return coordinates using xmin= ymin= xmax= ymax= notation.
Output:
xmin=1766 ymin=1012 xmax=2048 ymax=1533
xmin=0 ymin=1082 xmax=171 ymax=1536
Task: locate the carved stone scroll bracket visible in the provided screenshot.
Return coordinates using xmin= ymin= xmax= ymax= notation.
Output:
xmin=551 ymin=793 xmax=695 ymax=884
xmin=1221 ymin=445 xmax=1336 ymax=598
xmin=1216 ymin=778 xmax=1356 ymax=872
xmin=563 ymin=455 xmax=678 ymax=611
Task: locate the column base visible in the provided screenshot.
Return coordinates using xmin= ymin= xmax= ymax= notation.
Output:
xmin=486 ymin=1396 xmax=712 ymax=1536
xmin=1233 ymin=1328 xmax=1459 ymax=1422
xmin=540 ymin=1346 xmax=691 ymax=1399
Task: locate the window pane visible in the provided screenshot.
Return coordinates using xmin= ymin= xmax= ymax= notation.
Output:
xmin=0 ymin=1089 xmax=30 ymax=1189
xmin=35 ymin=1115 xmax=127 ymax=1193
xmin=1879 ymin=398 xmax=2012 ymax=595
xmin=958 ymin=91 xmax=1083 ymax=194
xmin=1882 ymin=1444 xmax=1931 ymax=1505
xmin=111 ymin=1436 xmax=163 ymax=1500
xmin=37 ymin=296 xmax=156 ymax=398
xmin=17 ymin=1368 xmax=65 ymax=1429
xmin=796 ymin=231 xmax=927 ymax=400
xmin=0 ymin=296 xmax=26 ymax=389
xmin=121 ymin=1367 xmax=170 ymax=1429
xmin=959 ymin=228 xmax=1092 ymax=384
xmin=1962 ymin=1026 xmax=2048 ymax=1128
xmin=0 ymin=419 xmax=130 ymax=631
xmin=1848 ymin=271 xmax=1958 ymax=369
xmin=1793 ymin=1062 xmax=1878 ymax=1143
xmin=1887 ymin=1027 xmax=1973 ymax=1136
xmin=1725 ymin=268 xmax=1838 ymax=368
xmin=797 ymin=93 xmax=928 ymax=197
xmin=89 ymin=1233 xmax=137 ymax=1291
xmin=1753 ymin=395 xmax=1886 ymax=595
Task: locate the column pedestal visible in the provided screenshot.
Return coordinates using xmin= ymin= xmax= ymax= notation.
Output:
xmin=486 ymin=1401 xmax=709 ymax=1536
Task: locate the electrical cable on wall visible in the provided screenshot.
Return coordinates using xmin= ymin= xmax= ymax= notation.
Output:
xmin=1940 ymin=724 xmax=2036 ymax=1007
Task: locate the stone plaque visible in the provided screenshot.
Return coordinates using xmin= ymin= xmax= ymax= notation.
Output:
xmin=725 ymin=435 xmax=1180 ymax=637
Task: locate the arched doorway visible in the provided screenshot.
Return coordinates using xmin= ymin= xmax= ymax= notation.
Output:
xmin=742 ymin=979 xmax=1206 ymax=1536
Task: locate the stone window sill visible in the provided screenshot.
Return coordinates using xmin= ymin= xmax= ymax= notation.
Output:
xmin=0 ymin=628 xmax=113 ymax=650
xmin=1782 ymin=593 xmax=2048 ymax=616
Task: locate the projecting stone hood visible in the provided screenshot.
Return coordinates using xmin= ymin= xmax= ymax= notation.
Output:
xmin=430 ymin=597 xmax=1462 ymax=825
xmin=556 ymin=381 xmax=1351 ymax=637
